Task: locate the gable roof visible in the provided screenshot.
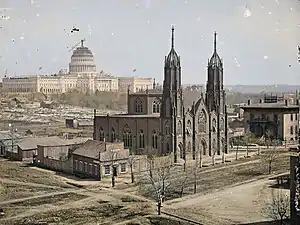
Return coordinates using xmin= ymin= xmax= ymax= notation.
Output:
xmin=72 ymin=140 xmax=105 ymax=159
xmin=18 ymin=136 xmax=67 ymax=150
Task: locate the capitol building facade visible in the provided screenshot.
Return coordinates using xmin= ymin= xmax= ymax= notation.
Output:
xmin=2 ymin=40 xmax=152 ymax=94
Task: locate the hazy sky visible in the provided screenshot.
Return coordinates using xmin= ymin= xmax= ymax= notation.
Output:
xmin=0 ymin=0 xmax=299 ymax=85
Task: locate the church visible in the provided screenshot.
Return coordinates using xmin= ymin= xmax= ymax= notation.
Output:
xmin=94 ymin=27 xmax=228 ymax=163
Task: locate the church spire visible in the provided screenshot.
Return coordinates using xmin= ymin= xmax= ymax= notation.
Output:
xmin=214 ymin=31 xmax=217 ymax=53
xmin=171 ymin=25 xmax=175 ymax=49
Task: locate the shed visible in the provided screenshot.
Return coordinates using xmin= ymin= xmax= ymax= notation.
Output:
xmin=17 ymin=136 xmax=67 ymax=162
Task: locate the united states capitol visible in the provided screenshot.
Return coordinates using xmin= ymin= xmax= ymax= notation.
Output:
xmin=2 ymin=40 xmax=153 ymax=94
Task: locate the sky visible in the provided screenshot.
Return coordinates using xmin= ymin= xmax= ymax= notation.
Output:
xmin=0 ymin=0 xmax=299 ymax=85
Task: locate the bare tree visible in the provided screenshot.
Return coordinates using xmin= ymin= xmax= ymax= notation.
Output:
xmin=144 ymin=155 xmax=173 ymax=215
xmin=128 ymin=154 xmax=135 ymax=183
xmin=261 ymin=146 xmax=278 ymax=174
xmin=174 ymin=170 xmax=189 ymax=198
xmin=106 ymin=149 xmax=119 ymax=187
xmin=262 ymin=189 xmax=290 ymax=225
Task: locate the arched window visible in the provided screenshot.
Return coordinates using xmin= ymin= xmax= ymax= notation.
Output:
xmin=152 ymin=99 xmax=161 ymax=113
xmin=135 ymin=98 xmax=143 ymax=113
xmin=212 ymin=118 xmax=217 ymax=133
xmin=220 ymin=118 xmax=225 ymax=131
xmin=152 ymin=130 xmax=158 ymax=149
xmin=198 ymin=110 xmax=207 ymax=133
xmin=111 ymin=128 xmax=116 ymax=142
xmin=99 ymin=127 xmax=104 ymax=141
xmin=165 ymin=122 xmax=171 ymax=135
xmin=187 ymin=120 xmax=192 ymax=129
xmin=139 ymin=129 xmax=145 ymax=148
xmin=123 ymin=125 xmax=132 ymax=148
xmin=177 ymin=121 xmax=182 ymax=135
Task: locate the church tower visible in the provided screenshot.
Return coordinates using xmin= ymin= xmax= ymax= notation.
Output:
xmin=161 ymin=26 xmax=184 ymax=163
xmin=205 ymin=32 xmax=225 ymax=114
xmin=205 ymin=32 xmax=228 ymax=156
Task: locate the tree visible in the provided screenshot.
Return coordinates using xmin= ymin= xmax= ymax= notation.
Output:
xmin=144 ymin=155 xmax=173 ymax=215
xmin=128 ymin=154 xmax=135 ymax=183
xmin=261 ymin=147 xmax=278 ymax=174
xmin=174 ymin=170 xmax=189 ymax=198
xmin=106 ymin=149 xmax=119 ymax=187
xmin=262 ymin=189 xmax=290 ymax=225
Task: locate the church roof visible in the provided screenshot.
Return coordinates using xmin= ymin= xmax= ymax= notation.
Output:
xmin=165 ymin=26 xmax=180 ymax=67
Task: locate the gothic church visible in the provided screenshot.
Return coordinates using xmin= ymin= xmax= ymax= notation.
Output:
xmin=94 ymin=27 xmax=228 ymax=162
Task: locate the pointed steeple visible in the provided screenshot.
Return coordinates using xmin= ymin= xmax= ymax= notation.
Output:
xmin=165 ymin=26 xmax=180 ymax=67
xmin=208 ymin=31 xmax=222 ymax=67
xmin=171 ymin=25 xmax=175 ymax=49
xmin=214 ymin=31 xmax=217 ymax=53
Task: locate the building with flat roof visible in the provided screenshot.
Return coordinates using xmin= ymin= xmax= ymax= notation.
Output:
xmin=241 ymin=95 xmax=300 ymax=142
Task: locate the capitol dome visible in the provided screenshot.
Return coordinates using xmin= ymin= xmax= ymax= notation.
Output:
xmin=69 ymin=40 xmax=97 ymax=73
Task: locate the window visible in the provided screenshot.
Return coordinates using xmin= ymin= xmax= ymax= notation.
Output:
xmin=212 ymin=118 xmax=217 ymax=133
xmin=94 ymin=165 xmax=98 ymax=176
xmin=139 ymin=129 xmax=145 ymax=148
xmin=135 ymin=98 xmax=143 ymax=113
xmin=220 ymin=118 xmax=225 ymax=131
xmin=165 ymin=122 xmax=170 ymax=135
xmin=187 ymin=120 xmax=192 ymax=129
xmin=79 ymin=161 xmax=83 ymax=171
xmin=74 ymin=160 xmax=78 ymax=170
xmin=291 ymin=114 xmax=294 ymax=121
xmin=120 ymin=163 xmax=126 ymax=172
xmin=111 ymin=128 xmax=116 ymax=142
xmin=89 ymin=164 xmax=93 ymax=174
xmin=198 ymin=110 xmax=207 ymax=133
xmin=84 ymin=162 xmax=88 ymax=173
xmin=152 ymin=99 xmax=161 ymax=113
xmin=123 ymin=125 xmax=132 ymax=148
xmin=99 ymin=127 xmax=104 ymax=141
xmin=104 ymin=165 xmax=110 ymax=175
xmin=291 ymin=126 xmax=294 ymax=135
xmin=177 ymin=121 xmax=182 ymax=135
xmin=152 ymin=130 xmax=158 ymax=149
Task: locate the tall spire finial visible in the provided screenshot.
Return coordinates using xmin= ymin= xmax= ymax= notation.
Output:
xmin=81 ymin=39 xmax=84 ymax=47
xmin=214 ymin=31 xmax=217 ymax=53
xmin=171 ymin=25 xmax=175 ymax=49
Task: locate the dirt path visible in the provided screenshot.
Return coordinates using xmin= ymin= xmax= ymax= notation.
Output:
xmin=165 ymin=172 xmax=288 ymax=207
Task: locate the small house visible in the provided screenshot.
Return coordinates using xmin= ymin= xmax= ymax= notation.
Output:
xmin=72 ymin=140 xmax=129 ymax=180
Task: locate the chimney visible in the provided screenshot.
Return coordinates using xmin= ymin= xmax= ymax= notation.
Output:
xmin=247 ymin=99 xmax=251 ymax=105
xmin=153 ymin=78 xmax=156 ymax=89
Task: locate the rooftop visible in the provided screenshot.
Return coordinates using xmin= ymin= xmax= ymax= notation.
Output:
xmin=18 ymin=136 xmax=70 ymax=150
xmin=241 ymin=103 xmax=299 ymax=109
xmin=73 ymin=140 xmax=129 ymax=161
xmin=96 ymin=113 xmax=160 ymax=118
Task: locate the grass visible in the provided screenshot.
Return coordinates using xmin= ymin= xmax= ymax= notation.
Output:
xmin=0 ymin=160 xmax=70 ymax=188
xmin=138 ymin=153 xmax=290 ymax=200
